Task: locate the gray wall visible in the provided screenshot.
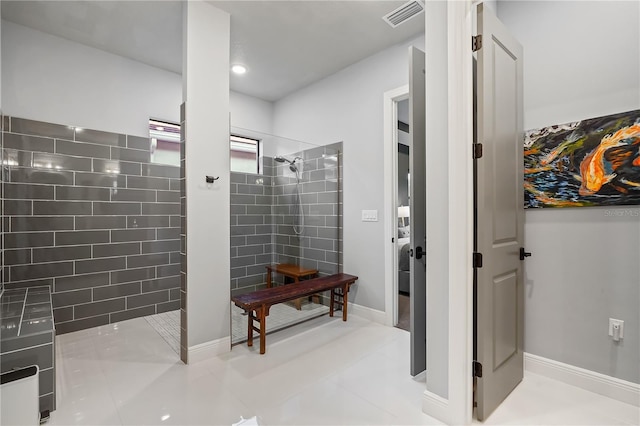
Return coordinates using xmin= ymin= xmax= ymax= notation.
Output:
xmin=498 ymin=1 xmax=640 ymax=383
xmin=230 ymin=143 xmax=342 ymax=296
xmin=2 ymin=116 xmax=181 ymax=334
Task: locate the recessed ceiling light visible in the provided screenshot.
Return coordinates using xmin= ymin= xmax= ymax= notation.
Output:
xmin=231 ymin=64 xmax=247 ymax=75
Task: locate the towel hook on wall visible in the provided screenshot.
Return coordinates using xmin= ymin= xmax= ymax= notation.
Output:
xmin=205 ymin=176 xmax=220 ymax=184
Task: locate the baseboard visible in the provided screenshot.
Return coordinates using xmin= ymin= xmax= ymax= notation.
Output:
xmin=188 ymin=336 xmax=230 ymax=364
xmin=422 ymin=390 xmax=451 ymax=424
xmin=524 ymin=352 xmax=640 ymax=407
xmin=348 ymin=302 xmax=386 ymax=325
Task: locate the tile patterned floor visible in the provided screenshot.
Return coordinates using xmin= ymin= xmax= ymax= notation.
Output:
xmin=49 ymin=314 xmax=639 ymax=425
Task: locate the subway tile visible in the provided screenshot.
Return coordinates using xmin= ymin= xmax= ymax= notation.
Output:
xmin=325 ymin=216 xmax=339 ymax=227
xmin=112 ymin=228 xmax=156 ymax=242
xmin=111 ymin=146 xmax=149 ymax=163
xmin=56 ymin=186 xmax=110 ymax=201
xmin=231 ymin=255 xmax=257 ymax=268
xmin=55 ymin=315 xmax=109 ymax=335
xmin=74 ymin=298 xmax=125 ymax=319
xmin=56 ymin=139 xmax=110 ymax=159
xmin=93 ymin=282 xmax=141 ymax=301
xmin=246 ymin=265 xmax=269 ymax=276
xmin=231 ymin=267 xmax=246 ymax=279
xmin=170 ymin=179 xmax=180 ymax=191
xmin=255 ymin=225 xmax=272 ymax=234
xmin=157 ymin=300 xmax=180 ymax=314
xmin=142 ymin=163 xmax=180 ymax=179
xmin=11 ymin=262 xmax=73 ymax=281
xmin=231 ymin=194 xmax=256 ymax=205
xmin=142 ymin=276 xmax=179 ymax=293
xmin=53 ymin=306 xmax=74 ymax=323
xmin=231 ymin=205 xmax=246 ymax=215
xmin=75 ymin=216 xmax=127 ymax=230
xmin=93 ymin=158 xmax=140 ymax=176
xmin=141 ymin=202 xmax=180 ymax=215
xmin=317 ymin=227 xmax=339 ymax=239
xmin=10 ymin=117 xmax=74 ymax=140
xmin=20 ymin=317 xmax=54 ymax=335
xmin=111 ymin=267 xmax=155 ymax=284
xmin=11 ymin=216 xmax=73 ymax=232
xmin=127 ymin=135 xmax=150 ymax=150
xmin=246 ymin=234 xmax=271 ymax=245
xmin=231 ymin=225 xmax=255 ymax=236
xmin=127 ymin=216 xmax=169 ymax=228
xmin=93 ymin=242 xmax=140 ymax=258
xmin=52 ymin=289 xmax=91 ymax=308
xmin=4 ymin=200 xmax=33 ymax=215
xmin=33 ymin=152 xmax=92 ymax=172
xmin=75 ymin=257 xmax=126 ymax=274
xmin=246 ymin=205 xmax=271 ymax=215
xmin=55 ymin=273 xmax=109 ymax=292
xmin=157 ymin=190 xmax=179 ymax=203
xmin=127 ymin=253 xmax=170 ymax=269
xmin=93 ymin=201 xmax=141 ymax=215
xmin=325 ymin=251 xmax=339 ymax=263
xmin=33 ymin=245 xmax=91 ymax=263
xmin=237 ymin=215 xmax=265 ymax=225
xmin=33 ymin=201 xmax=91 ymax=216
xmin=110 ymin=188 xmax=156 ymax=202
xmin=170 ymin=215 xmax=181 ymax=227
xmin=142 ymin=239 xmax=180 ymax=254
xmin=75 ymin=128 xmax=126 ymax=147
xmin=3 ymin=149 xmax=32 ymax=169
xmin=237 ymin=275 xmax=263 ymax=287
xmin=4 ymin=133 xmax=54 ymax=153
xmin=230 ymin=173 xmax=246 ymax=184
xmin=110 ymin=305 xmax=155 ymax=323
xmin=170 ymin=252 xmax=181 ymax=264
xmin=127 ymin=176 xmax=170 ymax=190
xmin=0 ymin=343 xmax=53 ymax=373
xmin=4 ymin=249 xmax=32 ymax=265
xmin=55 ymin=230 xmax=109 ymax=246
xmin=4 ymin=183 xmax=54 ymax=200
xmin=75 ymin=172 xmax=126 ymax=188
xmin=39 ymin=367 xmax=54 ymax=396
xmin=157 ymin=227 xmax=179 ymax=240
xmin=39 ymin=393 xmax=55 ymax=414
xmin=127 ymin=290 xmax=168 ymax=309
xmin=237 ymin=245 xmax=265 ymax=256
xmin=309 ymin=238 xmax=334 ymax=251
xmin=169 ymin=288 xmax=180 ymax=300
xmin=0 ymin=330 xmax=52 ymax=353
xmin=237 ymin=184 xmax=264 ymax=195
xmin=157 ymin=263 xmax=180 ymax=278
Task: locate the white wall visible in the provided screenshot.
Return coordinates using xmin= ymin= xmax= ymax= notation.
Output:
xmin=499 ymin=0 xmax=640 ymax=383
xmin=1 ymin=20 xmax=181 ymax=137
xmin=230 ymin=91 xmax=273 ymax=135
xmin=183 ymin=1 xmax=230 ymax=350
xmin=273 ymin=34 xmax=425 ymax=312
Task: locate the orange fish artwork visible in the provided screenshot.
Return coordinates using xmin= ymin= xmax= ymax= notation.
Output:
xmin=523 ymin=110 xmax=640 ymax=208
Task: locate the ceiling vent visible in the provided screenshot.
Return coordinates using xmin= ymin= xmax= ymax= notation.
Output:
xmin=382 ymin=1 xmax=425 ymax=28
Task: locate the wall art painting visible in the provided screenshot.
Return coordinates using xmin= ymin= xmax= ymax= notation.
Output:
xmin=524 ymin=110 xmax=640 ymax=208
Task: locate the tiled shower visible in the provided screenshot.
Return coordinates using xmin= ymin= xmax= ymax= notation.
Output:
xmin=1 ymin=116 xmax=181 ymax=335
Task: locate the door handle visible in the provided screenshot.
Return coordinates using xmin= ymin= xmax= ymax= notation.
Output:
xmin=415 ymin=246 xmax=426 ymax=260
xmin=519 ymin=247 xmax=532 ymax=260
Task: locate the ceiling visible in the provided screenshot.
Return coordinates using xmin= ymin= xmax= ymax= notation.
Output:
xmin=1 ymin=1 xmax=425 ymax=102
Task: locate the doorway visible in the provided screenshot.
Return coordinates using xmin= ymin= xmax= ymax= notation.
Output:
xmin=396 ymin=99 xmax=411 ymax=332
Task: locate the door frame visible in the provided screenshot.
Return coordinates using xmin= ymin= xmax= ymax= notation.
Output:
xmin=383 ymin=84 xmax=409 ymax=327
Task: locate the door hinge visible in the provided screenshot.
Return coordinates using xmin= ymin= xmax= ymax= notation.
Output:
xmin=473 ymin=252 xmax=483 ymax=268
xmin=472 ymin=35 xmax=483 ymax=52
xmin=473 ymin=361 xmax=483 ymax=377
xmin=473 ymin=143 xmax=483 ymax=159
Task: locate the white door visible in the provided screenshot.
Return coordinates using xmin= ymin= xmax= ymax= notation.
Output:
xmin=409 ymin=46 xmax=427 ymax=376
xmin=474 ymin=3 xmax=525 ymax=421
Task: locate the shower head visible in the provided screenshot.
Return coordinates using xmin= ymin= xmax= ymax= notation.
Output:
xmin=289 ymin=164 xmax=298 ymax=173
xmin=275 ymin=155 xmax=301 ymax=174
xmin=274 ymin=156 xmax=288 ymax=164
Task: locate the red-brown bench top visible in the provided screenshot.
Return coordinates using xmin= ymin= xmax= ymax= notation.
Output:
xmin=232 ymin=273 xmax=358 ymax=311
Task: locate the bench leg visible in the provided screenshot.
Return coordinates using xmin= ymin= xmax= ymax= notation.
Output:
xmin=247 ymin=310 xmax=254 ymax=347
xmin=342 ymin=284 xmax=348 ymax=321
xmin=294 ymin=277 xmax=302 ymax=310
xmin=329 ymin=288 xmax=335 ymax=317
xmin=258 ymin=307 xmax=267 ymax=354
xmin=266 ymin=268 xmax=272 ymax=288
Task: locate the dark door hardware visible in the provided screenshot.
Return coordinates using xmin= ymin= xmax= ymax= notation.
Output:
xmin=519 ymin=247 xmax=532 ymax=260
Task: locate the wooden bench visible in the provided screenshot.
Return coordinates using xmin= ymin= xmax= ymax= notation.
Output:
xmin=231 ymin=273 xmax=359 ymax=354
xmin=265 ymin=263 xmax=319 ymax=310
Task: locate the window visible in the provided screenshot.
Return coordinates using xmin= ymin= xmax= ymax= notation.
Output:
xmin=230 ymin=134 xmax=260 ymax=174
xmin=149 ymin=119 xmax=181 ymax=167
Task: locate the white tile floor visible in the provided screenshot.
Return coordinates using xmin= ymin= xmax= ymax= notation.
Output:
xmin=50 ymin=313 xmax=639 ymax=425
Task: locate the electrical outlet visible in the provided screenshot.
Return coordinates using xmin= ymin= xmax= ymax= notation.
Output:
xmin=608 ymin=318 xmax=624 ymax=341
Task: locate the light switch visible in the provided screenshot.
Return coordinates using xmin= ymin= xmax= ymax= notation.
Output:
xmin=362 ymin=210 xmax=378 ymax=222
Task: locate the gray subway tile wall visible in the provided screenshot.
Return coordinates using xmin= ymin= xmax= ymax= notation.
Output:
xmin=179 ymin=102 xmax=188 ymax=363
xmin=230 ymin=142 xmax=342 ymax=297
xmin=2 ymin=116 xmax=181 ymax=334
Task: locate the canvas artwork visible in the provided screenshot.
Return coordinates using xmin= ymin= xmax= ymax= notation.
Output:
xmin=524 ymin=110 xmax=640 ymax=208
